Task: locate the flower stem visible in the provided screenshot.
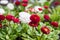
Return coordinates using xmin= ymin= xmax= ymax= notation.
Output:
xmin=40 ymin=34 xmax=44 ymax=40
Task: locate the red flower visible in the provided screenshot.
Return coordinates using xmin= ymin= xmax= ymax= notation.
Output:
xmin=50 ymin=21 xmax=58 ymax=27
xmin=44 ymin=6 xmax=48 ymax=9
xmin=38 ymin=8 xmax=42 ymax=11
xmin=44 ymin=14 xmax=50 ymax=21
xmin=0 ymin=24 xmax=2 ymax=28
xmin=54 ymin=2 xmax=59 ymax=6
xmin=41 ymin=26 xmax=50 ymax=34
xmin=30 ymin=14 xmax=40 ymax=23
xmin=0 ymin=15 xmax=5 ymax=21
xmin=29 ymin=21 xmax=38 ymax=27
xmin=22 ymin=0 xmax=28 ymax=3
xmin=22 ymin=0 xmax=28 ymax=7
xmin=13 ymin=17 xmax=20 ymax=23
xmin=22 ymin=3 xmax=28 ymax=7
xmin=15 ymin=1 xmax=20 ymax=6
xmin=6 ymin=15 xmax=14 ymax=21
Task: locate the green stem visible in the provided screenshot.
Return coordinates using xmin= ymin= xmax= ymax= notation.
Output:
xmin=9 ymin=22 xmax=11 ymax=27
xmin=40 ymin=34 xmax=44 ymax=40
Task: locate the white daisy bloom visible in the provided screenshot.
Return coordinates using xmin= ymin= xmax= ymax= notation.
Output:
xmin=19 ymin=12 xmax=31 ymax=23
xmin=7 ymin=3 xmax=14 ymax=10
xmin=0 ymin=8 xmax=5 ymax=15
xmin=34 ymin=6 xmax=43 ymax=13
xmin=0 ymin=0 xmax=8 ymax=4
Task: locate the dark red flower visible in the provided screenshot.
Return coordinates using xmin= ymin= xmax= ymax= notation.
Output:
xmin=54 ymin=2 xmax=59 ymax=6
xmin=22 ymin=0 xmax=28 ymax=7
xmin=41 ymin=26 xmax=50 ymax=34
xmin=13 ymin=18 xmax=20 ymax=23
xmin=29 ymin=21 xmax=38 ymax=27
xmin=22 ymin=0 xmax=28 ymax=3
xmin=0 ymin=24 xmax=2 ymax=28
xmin=6 ymin=15 xmax=14 ymax=21
xmin=0 ymin=15 xmax=5 ymax=21
xmin=44 ymin=6 xmax=48 ymax=9
xmin=22 ymin=3 xmax=28 ymax=7
xmin=30 ymin=14 xmax=40 ymax=23
xmin=50 ymin=21 xmax=58 ymax=27
xmin=38 ymin=8 xmax=42 ymax=11
xmin=44 ymin=14 xmax=50 ymax=21
xmin=15 ymin=1 xmax=20 ymax=6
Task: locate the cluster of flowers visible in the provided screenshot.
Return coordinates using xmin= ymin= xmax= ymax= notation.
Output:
xmin=0 ymin=14 xmax=20 ymax=27
xmin=0 ymin=0 xmax=60 ymax=40
xmin=19 ymin=11 xmax=59 ymax=35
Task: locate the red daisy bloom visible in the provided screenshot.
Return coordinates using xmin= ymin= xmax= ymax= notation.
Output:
xmin=15 ymin=1 xmax=20 ymax=6
xmin=0 ymin=15 xmax=5 ymax=21
xmin=29 ymin=21 xmax=38 ymax=27
xmin=44 ymin=14 xmax=50 ymax=21
xmin=50 ymin=21 xmax=58 ymax=27
xmin=41 ymin=26 xmax=50 ymax=34
xmin=30 ymin=14 xmax=40 ymax=23
xmin=13 ymin=17 xmax=20 ymax=23
xmin=6 ymin=15 xmax=14 ymax=21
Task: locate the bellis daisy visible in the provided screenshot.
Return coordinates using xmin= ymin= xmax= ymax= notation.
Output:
xmin=0 ymin=8 xmax=5 ymax=15
xmin=19 ymin=12 xmax=31 ymax=23
xmin=7 ymin=3 xmax=14 ymax=10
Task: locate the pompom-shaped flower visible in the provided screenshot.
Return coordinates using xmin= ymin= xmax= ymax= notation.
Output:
xmin=22 ymin=0 xmax=28 ymax=3
xmin=22 ymin=0 xmax=28 ymax=7
xmin=54 ymin=2 xmax=59 ymax=6
xmin=13 ymin=17 xmax=20 ymax=23
xmin=19 ymin=12 xmax=31 ymax=23
xmin=0 ymin=24 xmax=2 ymax=28
xmin=22 ymin=3 xmax=28 ymax=7
xmin=0 ymin=0 xmax=8 ymax=5
xmin=29 ymin=21 xmax=38 ymax=27
xmin=34 ymin=6 xmax=43 ymax=13
xmin=6 ymin=15 xmax=14 ymax=21
xmin=50 ymin=21 xmax=58 ymax=27
xmin=0 ymin=8 xmax=5 ymax=15
xmin=30 ymin=14 xmax=40 ymax=23
xmin=0 ymin=15 xmax=5 ymax=21
xmin=44 ymin=14 xmax=50 ymax=21
xmin=7 ymin=3 xmax=14 ymax=10
xmin=15 ymin=1 xmax=20 ymax=6
xmin=41 ymin=26 xmax=50 ymax=34
xmin=44 ymin=5 xmax=48 ymax=9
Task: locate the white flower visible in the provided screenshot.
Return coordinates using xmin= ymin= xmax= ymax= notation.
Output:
xmin=0 ymin=8 xmax=5 ymax=15
xmin=0 ymin=0 xmax=8 ymax=4
xmin=19 ymin=12 xmax=31 ymax=23
xmin=34 ymin=6 xmax=43 ymax=13
xmin=7 ymin=3 xmax=14 ymax=10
